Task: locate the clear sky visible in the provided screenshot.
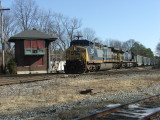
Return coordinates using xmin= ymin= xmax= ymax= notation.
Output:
xmin=2 ymin=0 xmax=160 ymax=54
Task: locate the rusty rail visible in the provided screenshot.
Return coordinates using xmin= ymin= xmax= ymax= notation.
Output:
xmin=77 ymin=94 xmax=160 ymax=120
xmin=0 ymin=74 xmax=79 ymax=86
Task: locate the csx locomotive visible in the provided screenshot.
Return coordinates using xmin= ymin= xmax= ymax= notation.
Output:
xmin=64 ymin=39 xmax=158 ymax=73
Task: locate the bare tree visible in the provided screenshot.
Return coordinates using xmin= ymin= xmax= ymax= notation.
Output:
xmin=122 ymin=39 xmax=136 ymax=51
xmin=11 ymin=0 xmax=82 ymax=50
xmin=0 ymin=11 xmax=17 ymax=63
xmin=49 ymin=14 xmax=82 ymax=50
xmin=82 ymin=28 xmax=96 ymax=41
xmin=37 ymin=12 xmax=82 ymax=51
xmin=12 ymin=0 xmax=39 ymax=30
xmin=52 ymin=13 xmax=67 ymax=50
xmin=105 ymin=39 xmax=122 ymax=49
xmin=3 ymin=13 xmax=17 ymax=39
xmin=36 ymin=10 xmax=55 ymax=34
xmin=62 ymin=17 xmax=82 ymax=43
xmin=3 ymin=12 xmax=17 ymax=60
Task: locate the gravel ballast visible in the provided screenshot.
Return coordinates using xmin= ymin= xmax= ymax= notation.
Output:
xmin=0 ymin=68 xmax=160 ymax=120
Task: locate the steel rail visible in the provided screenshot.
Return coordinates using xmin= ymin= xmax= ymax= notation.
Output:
xmin=139 ymin=110 xmax=160 ymax=120
xmin=76 ymin=94 xmax=160 ymax=120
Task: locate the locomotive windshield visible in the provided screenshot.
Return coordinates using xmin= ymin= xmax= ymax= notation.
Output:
xmin=70 ymin=40 xmax=93 ymax=47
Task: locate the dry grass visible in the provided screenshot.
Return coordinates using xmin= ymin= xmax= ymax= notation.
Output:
xmin=0 ymin=72 xmax=160 ymax=116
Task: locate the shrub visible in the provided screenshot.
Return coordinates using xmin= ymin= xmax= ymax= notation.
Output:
xmin=7 ymin=59 xmax=17 ymax=74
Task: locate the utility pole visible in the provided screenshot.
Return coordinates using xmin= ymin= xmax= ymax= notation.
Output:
xmin=0 ymin=1 xmax=10 ymax=73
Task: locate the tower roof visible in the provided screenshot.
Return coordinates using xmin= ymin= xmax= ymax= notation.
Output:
xmin=9 ymin=29 xmax=57 ymax=42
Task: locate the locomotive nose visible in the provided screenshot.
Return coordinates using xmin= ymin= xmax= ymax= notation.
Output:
xmin=65 ymin=46 xmax=87 ymax=73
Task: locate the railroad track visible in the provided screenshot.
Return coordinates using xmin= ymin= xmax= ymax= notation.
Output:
xmin=77 ymin=94 xmax=160 ymax=120
xmin=0 ymin=74 xmax=79 ymax=86
xmin=0 ymin=68 xmax=159 ymax=86
xmin=88 ymin=69 xmax=160 ymax=76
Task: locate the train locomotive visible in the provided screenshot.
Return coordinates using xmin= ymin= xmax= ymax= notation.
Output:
xmin=64 ymin=39 xmax=158 ymax=74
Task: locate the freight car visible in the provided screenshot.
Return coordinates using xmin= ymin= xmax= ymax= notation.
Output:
xmin=64 ymin=39 xmax=158 ymax=73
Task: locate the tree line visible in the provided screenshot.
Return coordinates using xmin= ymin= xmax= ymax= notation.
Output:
xmin=105 ymin=39 xmax=154 ymax=58
xmin=0 ymin=0 xmax=160 ymax=63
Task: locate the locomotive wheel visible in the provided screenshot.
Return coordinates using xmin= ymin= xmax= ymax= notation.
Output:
xmin=81 ymin=66 xmax=88 ymax=73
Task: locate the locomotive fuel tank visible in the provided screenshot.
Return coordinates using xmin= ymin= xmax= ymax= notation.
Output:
xmin=99 ymin=63 xmax=113 ymax=70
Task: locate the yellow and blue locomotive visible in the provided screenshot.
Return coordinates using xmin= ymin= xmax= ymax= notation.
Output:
xmin=64 ymin=39 xmax=136 ymax=73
